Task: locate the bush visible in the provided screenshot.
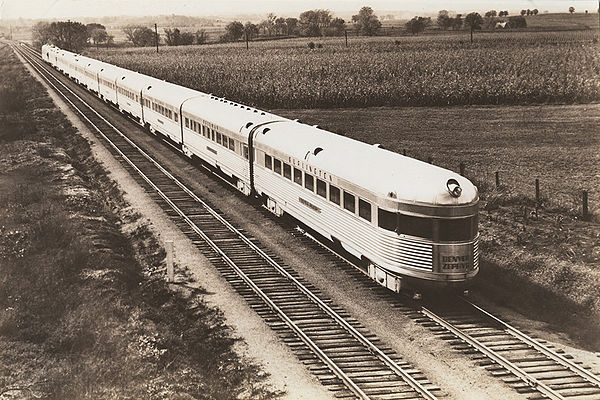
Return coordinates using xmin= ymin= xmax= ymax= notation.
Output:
xmin=307 ymin=41 xmax=315 ymax=49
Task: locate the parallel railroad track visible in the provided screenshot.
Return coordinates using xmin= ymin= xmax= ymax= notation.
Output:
xmin=13 ymin=42 xmax=442 ymax=400
xmin=290 ymin=228 xmax=600 ymax=400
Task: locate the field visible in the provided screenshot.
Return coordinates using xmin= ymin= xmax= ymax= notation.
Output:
xmin=90 ymin=30 xmax=600 ymax=109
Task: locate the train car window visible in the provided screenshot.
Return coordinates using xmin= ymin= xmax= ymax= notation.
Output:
xmin=305 ymin=174 xmax=314 ymax=191
xmin=329 ymin=185 xmax=340 ymax=205
xmin=359 ymin=199 xmax=371 ymax=222
xmin=174 ymin=113 xmax=178 ymax=122
xmin=185 ymin=118 xmax=189 ymax=128
xmin=192 ymin=120 xmax=196 ymax=131
xmin=265 ymin=154 xmax=272 ymax=169
xmin=228 ymin=138 xmax=235 ymax=151
xmin=437 ymin=216 xmax=477 ymax=241
xmin=378 ymin=208 xmax=397 ymax=231
xmin=293 ymin=168 xmax=302 ymax=185
xmin=343 ymin=192 xmax=356 ymax=213
xmin=398 ymin=214 xmax=434 ymax=240
xmin=283 ymin=163 xmax=292 ymax=180
xmin=316 ymin=179 xmax=326 ymax=198
xmin=274 ymin=159 xmax=282 ymax=175
xmin=216 ymin=132 xmax=222 ymax=145
xmin=211 ymin=130 xmax=215 ymax=141
xmin=243 ymin=145 xmax=249 ymax=160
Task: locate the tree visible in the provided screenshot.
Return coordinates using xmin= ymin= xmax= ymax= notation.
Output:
xmin=405 ymin=16 xmax=431 ymax=35
xmin=32 ymin=21 xmax=51 ymax=48
xmin=520 ymin=9 xmax=527 ymax=16
xmin=274 ymin=17 xmax=287 ymax=35
xmin=179 ymin=31 xmax=195 ymax=45
xmin=327 ymin=17 xmax=346 ymax=36
xmin=351 ymin=6 xmax=382 ymax=36
xmin=223 ymin=21 xmax=244 ymax=41
xmin=244 ymin=22 xmax=259 ymax=40
xmin=298 ymin=9 xmax=331 ymax=37
xmin=498 ymin=10 xmax=509 ymax=17
xmin=285 ymin=17 xmax=299 ymax=35
xmin=437 ymin=10 xmax=453 ymax=30
xmin=485 ymin=10 xmax=497 ymax=18
xmin=464 ymin=12 xmax=483 ymax=42
xmin=532 ymin=9 xmax=539 ymax=15
xmin=90 ymin=27 xmax=108 ymax=49
xmin=36 ymin=21 xmax=89 ymax=52
xmin=164 ymin=27 xmax=181 ymax=46
xmin=569 ymin=6 xmax=575 ymax=14
xmin=452 ymin=14 xmax=463 ymax=30
xmin=122 ymin=26 xmax=155 ymax=47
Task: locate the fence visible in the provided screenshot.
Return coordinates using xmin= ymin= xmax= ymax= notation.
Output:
xmin=408 ymin=151 xmax=594 ymax=221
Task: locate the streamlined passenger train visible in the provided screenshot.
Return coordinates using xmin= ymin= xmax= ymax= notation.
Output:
xmin=42 ymin=44 xmax=479 ymax=294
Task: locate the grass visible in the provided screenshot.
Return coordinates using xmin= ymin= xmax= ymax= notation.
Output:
xmin=0 ymin=43 xmax=281 ymax=399
xmin=90 ymin=30 xmax=600 ymax=109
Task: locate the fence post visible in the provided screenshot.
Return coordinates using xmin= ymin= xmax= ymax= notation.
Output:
xmin=459 ymin=162 xmax=465 ymax=176
xmin=166 ymin=240 xmax=174 ymax=283
xmin=535 ymin=178 xmax=540 ymax=207
xmin=495 ymin=171 xmax=500 ymax=188
xmin=583 ymin=190 xmax=589 ymax=221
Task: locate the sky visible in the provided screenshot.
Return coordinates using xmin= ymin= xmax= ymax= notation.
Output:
xmin=0 ymin=0 xmax=598 ymax=20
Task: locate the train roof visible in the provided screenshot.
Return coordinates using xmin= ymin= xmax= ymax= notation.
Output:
xmin=254 ymin=121 xmax=478 ymax=207
xmin=144 ymin=79 xmax=203 ymax=107
xmin=182 ymin=95 xmax=284 ymax=136
xmin=116 ymin=68 xmax=163 ymax=93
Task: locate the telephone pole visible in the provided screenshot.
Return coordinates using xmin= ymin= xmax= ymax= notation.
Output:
xmin=155 ymin=23 xmax=159 ymax=53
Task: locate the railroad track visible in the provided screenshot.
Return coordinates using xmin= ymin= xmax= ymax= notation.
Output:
xmin=13 ymin=42 xmax=443 ymax=400
xmin=290 ymin=229 xmax=600 ymax=400
xmin=14 ymin=42 xmax=600 ymax=400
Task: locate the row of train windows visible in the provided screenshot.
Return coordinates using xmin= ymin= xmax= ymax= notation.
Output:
xmin=147 ymin=100 xmax=178 ymax=122
xmin=184 ymin=117 xmax=243 ymax=154
xmin=100 ymin=79 xmax=115 ymax=89
xmin=264 ymin=154 xmax=372 ymax=222
xmin=378 ymin=209 xmax=478 ymax=241
xmin=118 ymin=87 xmax=139 ymax=102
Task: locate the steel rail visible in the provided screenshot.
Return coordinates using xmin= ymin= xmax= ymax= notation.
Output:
xmin=14 ymin=43 xmax=438 ymax=400
xmin=12 ymin=43 xmax=373 ymax=400
xmin=464 ymin=298 xmax=600 ymax=389
xmin=420 ymin=305 xmax=566 ymax=400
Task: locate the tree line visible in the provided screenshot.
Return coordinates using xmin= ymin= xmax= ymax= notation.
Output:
xmin=32 ymin=5 xmax=541 ymax=51
xmin=33 ymin=20 xmax=113 ymax=51
xmin=221 ymin=6 xmax=382 ymax=43
xmin=406 ymin=9 xmax=528 ymax=38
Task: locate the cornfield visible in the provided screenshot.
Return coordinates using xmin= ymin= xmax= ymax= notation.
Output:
xmin=91 ymin=30 xmax=600 ymax=109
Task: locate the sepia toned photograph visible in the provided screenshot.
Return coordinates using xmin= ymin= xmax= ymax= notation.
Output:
xmin=0 ymin=0 xmax=599 ymax=398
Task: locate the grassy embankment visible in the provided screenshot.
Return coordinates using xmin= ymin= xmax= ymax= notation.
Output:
xmin=0 ymin=43 xmax=280 ymax=399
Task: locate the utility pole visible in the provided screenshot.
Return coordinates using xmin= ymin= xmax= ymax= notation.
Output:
xmin=155 ymin=23 xmax=159 ymax=53
xmin=344 ymin=29 xmax=348 ymax=47
xmin=245 ymin=31 xmax=249 ymax=50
